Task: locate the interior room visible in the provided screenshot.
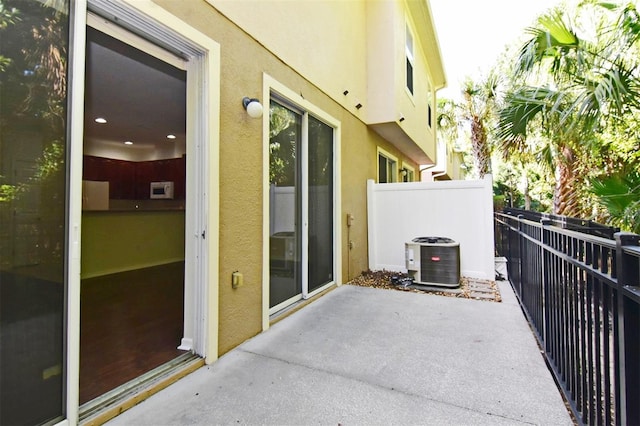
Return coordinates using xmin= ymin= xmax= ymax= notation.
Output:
xmin=80 ymin=24 xmax=188 ymax=404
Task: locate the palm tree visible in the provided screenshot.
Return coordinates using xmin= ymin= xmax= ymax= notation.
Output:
xmin=497 ymin=2 xmax=640 ymax=218
xmin=436 ymin=98 xmax=459 ymax=144
xmin=460 ymin=74 xmax=500 ymax=179
xmin=498 ymin=86 xmax=583 ymax=215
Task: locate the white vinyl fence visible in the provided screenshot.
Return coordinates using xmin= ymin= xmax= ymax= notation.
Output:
xmin=367 ymin=175 xmax=495 ymax=280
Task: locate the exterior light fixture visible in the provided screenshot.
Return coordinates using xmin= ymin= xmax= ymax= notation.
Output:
xmin=242 ymin=97 xmax=263 ymax=118
xmin=124 ymin=141 xmax=133 ymax=145
xmin=95 ymin=117 xmax=107 ymax=124
xmin=166 ymin=134 xmax=176 ymax=139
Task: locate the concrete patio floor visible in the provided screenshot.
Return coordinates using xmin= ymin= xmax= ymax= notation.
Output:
xmin=107 ymin=282 xmax=573 ymax=425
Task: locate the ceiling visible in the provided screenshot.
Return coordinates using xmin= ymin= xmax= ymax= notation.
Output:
xmin=83 ymin=27 xmax=186 ymax=159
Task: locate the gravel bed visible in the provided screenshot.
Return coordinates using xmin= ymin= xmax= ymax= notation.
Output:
xmin=348 ymin=270 xmax=501 ymax=302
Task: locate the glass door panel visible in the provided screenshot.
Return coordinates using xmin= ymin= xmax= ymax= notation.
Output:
xmin=308 ymin=116 xmax=334 ymax=293
xmin=0 ymin=1 xmax=70 ymax=424
xmin=269 ymin=101 xmax=302 ymax=307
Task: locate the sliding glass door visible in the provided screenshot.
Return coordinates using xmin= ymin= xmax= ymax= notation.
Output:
xmin=0 ymin=1 xmax=70 ymax=424
xmin=308 ymin=116 xmax=334 ymax=293
xmin=268 ymin=99 xmax=334 ymax=311
xmin=268 ymin=101 xmax=302 ymax=307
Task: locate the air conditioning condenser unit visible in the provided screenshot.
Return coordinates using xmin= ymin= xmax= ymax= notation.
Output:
xmin=405 ymin=237 xmax=460 ymax=287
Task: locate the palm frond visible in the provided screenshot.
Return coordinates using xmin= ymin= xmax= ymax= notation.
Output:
xmin=537 ymin=144 xmax=555 ymax=173
xmin=517 ymin=10 xmax=580 ymax=75
xmin=561 ymin=63 xmax=640 ymax=131
xmin=593 ymin=2 xmax=622 ymax=10
xmin=616 ymin=3 xmax=640 ymax=49
xmin=484 ymin=72 xmax=501 ymax=98
xmin=497 ymin=86 xmax=559 ymax=148
xmin=590 ymin=169 xmax=640 ymax=232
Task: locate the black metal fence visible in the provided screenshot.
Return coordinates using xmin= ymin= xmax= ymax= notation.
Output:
xmin=501 ymin=207 xmax=620 ymax=239
xmin=495 ymin=211 xmax=640 ymax=425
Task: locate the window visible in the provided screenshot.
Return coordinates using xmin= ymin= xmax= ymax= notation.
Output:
xmin=377 ymin=148 xmax=398 ymax=183
xmin=405 ymin=25 xmax=414 ymax=95
xmin=401 ymin=163 xmax=416 ymax=182
xmin=426 ymin=82 xmax=433 ymax=129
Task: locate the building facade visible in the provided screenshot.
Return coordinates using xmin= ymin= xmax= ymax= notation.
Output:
xmin=0 ymin=0 xmax=445 ymax=423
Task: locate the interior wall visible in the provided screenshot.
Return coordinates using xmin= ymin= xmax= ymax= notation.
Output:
xmin=81 ymin=211 xmax=185 ymax=278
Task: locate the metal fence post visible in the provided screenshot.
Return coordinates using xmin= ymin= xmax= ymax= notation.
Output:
xmin=541 ymin=219 xmax=552 ymax=351
xmin=517 ymin=214 xmax=525 ymax=297
xmin=615 ymin=232 xmax=640 ymax=426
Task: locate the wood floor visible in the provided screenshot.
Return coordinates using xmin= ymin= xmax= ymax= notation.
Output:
xmin=79 ymin=262 xmax=186 ymax=404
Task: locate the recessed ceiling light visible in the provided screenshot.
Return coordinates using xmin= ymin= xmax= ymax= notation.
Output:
xmin=95 ymin=117 xmax=107 ymax=124
xmin=166 ymin=134 xmax=176 ymax=139
xmin=124 ymin=141 xmax=133 ymax=145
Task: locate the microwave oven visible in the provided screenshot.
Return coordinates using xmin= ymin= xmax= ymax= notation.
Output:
xmin=150 ymin=181 xmax=174 ymax=199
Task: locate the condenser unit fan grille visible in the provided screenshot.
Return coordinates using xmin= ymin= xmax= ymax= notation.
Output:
xmin=419 ymin=245 xmax=460 ymax=285
xmin=405 ymin=236 xmax=460 ymax=287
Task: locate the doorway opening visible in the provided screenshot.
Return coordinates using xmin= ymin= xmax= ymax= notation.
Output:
xmin=79 ymin=21 xmax=189 ymax=404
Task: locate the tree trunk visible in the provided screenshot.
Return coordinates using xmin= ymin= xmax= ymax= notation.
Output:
xmin=470 ymin=116 xmax=491 ymax=178
xmin=553 ymin=145 xmax=578 ymax=216
xmin=524 ymin=175 xmax=531 ymax=210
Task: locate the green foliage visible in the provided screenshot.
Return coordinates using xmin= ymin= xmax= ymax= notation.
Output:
xmin=493 ymin=158 xmax=554 ymax=212
xmin=436 ymin=97 xmax=475 ymax=176
xmin=517 ymin=10 xmax=580 ymax=76
xmin=494 ymin=0 xmax=640 ymax=224
xmin=269 ymin=102 xmax=298 ymax=186
xmin=0 ymin=2 xmax=20 ymax=30
xmin=497 ymin=86 xmax=553 ymax=147
xmin=590 ymin=170 xmax=640 ymax=232
xmin=35 ymin=140 xmax=64 ymax=180
xmin=0 ymin=183 xmax=20 ymax=202
xmin=0 ymin=3 xmax=19 ymax=74
xmin=0 ymin=140 xmax=64 ymax=203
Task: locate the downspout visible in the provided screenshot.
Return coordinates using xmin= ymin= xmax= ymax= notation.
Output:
xmin=419 ymin=163 xmax=437 ymax=181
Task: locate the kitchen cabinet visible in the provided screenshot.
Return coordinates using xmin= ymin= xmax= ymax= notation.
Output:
xmin=82 ymin=155 xmax=185 ymax=200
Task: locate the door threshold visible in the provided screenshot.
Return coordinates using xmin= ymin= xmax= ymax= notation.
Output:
xmin=269 ymin=284 xmax=337 ymax=325
xmin=80 ymin=352 xmax=203 ymax=425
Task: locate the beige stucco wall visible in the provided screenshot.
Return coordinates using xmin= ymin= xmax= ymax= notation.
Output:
xmin=152 ymin=0 xmax=421 ymax=356
xmin=208 ymin=0 xmax=369 ymax=120
xmin=151 ymin=0 xmax=262 ymax=355
xmin=366 ymin=0 xmax=438 ymax=163
xmin=210 ymin=0 xmax=441 ymax=166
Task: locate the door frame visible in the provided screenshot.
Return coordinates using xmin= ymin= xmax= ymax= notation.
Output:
xmin=261 ymin=74 xmax=342 ymax=328
xmin=65 ymin=1 xmax=220 ymax=423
